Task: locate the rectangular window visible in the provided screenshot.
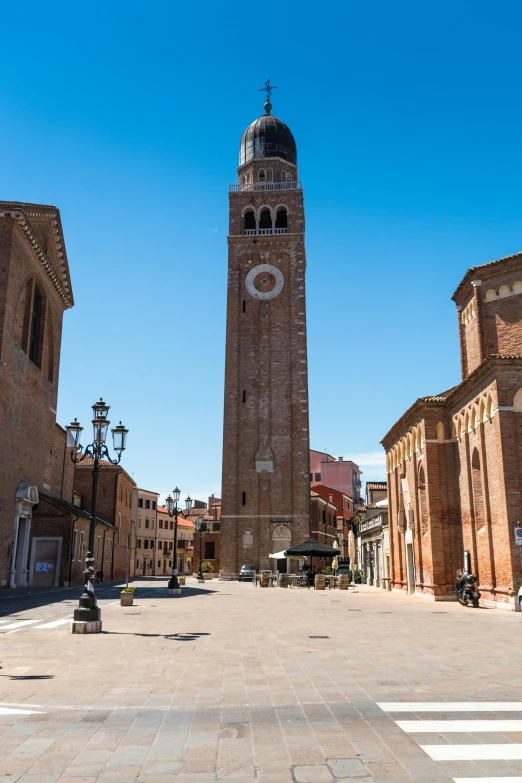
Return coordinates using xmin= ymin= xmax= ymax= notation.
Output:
xmin=204 ymin=541 xmax=215 ymax=560
xmin=117 ymin=512 xmax=121 ymax=544
xmin=150 ymin=540 xmax=155 ymax=548
xmin=138 ymin=517 xmax=141 ymax=528
xmin=158 ymin=560 xmax=161 ymax=568
xmin=242 ymin=390 xmax=246 ymax=403
xmin=137 ymin=539 xmax=142 ymax=549
xmin=29 ymin=285 xmax=43 ymax=365
xmin=159 ymin=519 xmax=163 ymax=529
xmin=242 ymin=491 xmax=246 ymax=506
xmin=309 ymin=473 xmax=313 ymax=482
xmin=138 ymin=498 xmax=143 ymax=508
xmin=145 ymin=518 xmax=149 ymax=529
xmin=315 ymin=473 xmax=321 ymax=481
xmin=151 ymin=519 xmax=154 ymax=529
xmin=242 ymin=300 xmax=246 ymax=313
xmin=170 ymin=520 xmax=174 ymax=530
xmin=152 ymin=501 xmax=156 ymax=510
xmin=145 ymin=499 xmax=150 ymax=509
xmin=71 ymin=529 xmax=77 ymax=562
xmin=144 ymin=540 xmax=149 ymax=549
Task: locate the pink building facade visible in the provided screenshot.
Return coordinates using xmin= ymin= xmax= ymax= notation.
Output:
xmin=309 ymin=450 xmax=363 ymax=508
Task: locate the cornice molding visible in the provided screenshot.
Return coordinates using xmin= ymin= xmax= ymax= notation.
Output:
xmin=0 ymin=209 xmax=73 ymax=309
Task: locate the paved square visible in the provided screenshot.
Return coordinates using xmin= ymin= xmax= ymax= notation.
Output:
xmin=0 ymin=579 xmax=521 ymax=782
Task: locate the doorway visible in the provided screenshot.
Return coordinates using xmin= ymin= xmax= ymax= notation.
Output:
xmin=30 ymin=538 xmax=61 ymax=587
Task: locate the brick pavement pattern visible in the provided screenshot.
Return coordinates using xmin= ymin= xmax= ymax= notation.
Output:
xmin=0 ymin=579 xmax=522 ymax=782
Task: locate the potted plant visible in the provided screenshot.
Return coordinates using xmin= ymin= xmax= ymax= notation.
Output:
xmin=178 ymin=574 xmax=186 ymax=586
xmin=120 ymin=587 xmax=135 ymax=606
xmin=324 ymin=565 xmax=333 ymax=575
xmin=201 ymin=561 xmax=213 ymax=580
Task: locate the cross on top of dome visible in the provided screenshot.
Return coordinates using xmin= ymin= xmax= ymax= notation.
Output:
xmin=259 ymin=79 xmax=277 ymax=115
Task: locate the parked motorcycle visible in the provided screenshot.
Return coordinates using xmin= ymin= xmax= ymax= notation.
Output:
xmin=456 ymin=570 xmax=481 ymax=608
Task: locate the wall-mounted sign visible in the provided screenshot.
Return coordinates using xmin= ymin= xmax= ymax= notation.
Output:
xmin=515 ymin=527 xmax=522 ymax=546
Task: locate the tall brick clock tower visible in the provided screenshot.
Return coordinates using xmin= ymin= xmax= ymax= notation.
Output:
xmin=220 ymin=83 xmax=310 ymax=579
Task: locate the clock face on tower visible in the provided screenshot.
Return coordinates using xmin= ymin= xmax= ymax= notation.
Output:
xmin=245 ymin=264 xmax=284 ymax=300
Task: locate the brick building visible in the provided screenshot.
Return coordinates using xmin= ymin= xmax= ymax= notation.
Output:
xmin=311 ymin=484 xmax=353 ymax=559
xmin=220 ymin=94 xmax=310 ymax=577
xmin=74 ymin=460 xmax=136 ymax=582
xmin=382 ymin=251 xmax=522 ymax=609
xmin=0 ymin=202 xmax=74 ymax=588
xmin=310 ymin=491 xmax=338 ymax=571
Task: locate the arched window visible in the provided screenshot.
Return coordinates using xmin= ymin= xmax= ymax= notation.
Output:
xmin=479 ymin=399 xmax=485 ymax=424
xmin=286 ymin=171 xmax=292 ymax=182
xmin=258 ymin=169 xmax=266 ymax=183
xmin=514 ymin=387 xmax=522 ymax=412
xmin=275 ymin=208 xmax=288 ymax=230
xmin=485 ymin=395 xmax=493 ymax=420
xmin=499 ymin=284 xmax=511 ymax=298
xmin=485 ymin=289 xmax=497 ymax=302
xmin=259 ymin=209 xmax=272 ymax=231
xmin=464 ymin=412 xmax=470 ymax=434
xmin=436 ymin=421 xmax=445 ymax=443
xmin=243 ymin=210 xmax=256 ymax=232
xmin=456 ymin=418 xmax=462 ymax=440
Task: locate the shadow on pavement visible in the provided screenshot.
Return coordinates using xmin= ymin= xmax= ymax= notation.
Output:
xmin=0 ymin=578 xmax=220 ymax=616
xmin=102 ymin=632 xmax=211 ymax=641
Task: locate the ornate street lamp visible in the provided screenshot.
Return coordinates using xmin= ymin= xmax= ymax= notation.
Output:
xmin=67 ymin=398 xmax=128 ymax=633
xmin=193 ymin=514 xmax=206 ymax=582
xmin=165 ymin=488 xmax=191 ymax=594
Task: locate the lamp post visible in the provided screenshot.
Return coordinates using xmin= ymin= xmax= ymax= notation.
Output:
xmin=194 ymin=514 xmax=206 ymax=582
xmin=165 ymin=488 xmax=191 ymax=594
xmin=66 ymin=398 xmax=128 ymax=634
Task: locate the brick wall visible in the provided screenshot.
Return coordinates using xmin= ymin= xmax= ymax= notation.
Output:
xmin=220 ymin=157 xmax=310 ymax=577
xmin=0 ymin=205 xmax=72 ymax=587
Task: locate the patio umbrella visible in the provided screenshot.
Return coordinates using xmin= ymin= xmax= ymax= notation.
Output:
xmin=285 ymin=538 xmax=339 ymax=557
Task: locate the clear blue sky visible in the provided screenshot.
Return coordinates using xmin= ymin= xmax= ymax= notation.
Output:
xmin=2 ymin=1 xmax=522 ymax=502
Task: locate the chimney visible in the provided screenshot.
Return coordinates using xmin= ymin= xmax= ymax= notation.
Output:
xmin=338 ymin=456 xmax=343 ymax=461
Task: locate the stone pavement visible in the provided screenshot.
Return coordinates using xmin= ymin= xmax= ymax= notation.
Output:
xmin=0 ymin=577 xmax=521 ymax=783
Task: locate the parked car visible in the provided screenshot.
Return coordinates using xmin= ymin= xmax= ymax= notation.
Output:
xmin=518 ymin=584 xmax=522 ymax=611
xmin=239 ymin=564 xmax=255 ymax=582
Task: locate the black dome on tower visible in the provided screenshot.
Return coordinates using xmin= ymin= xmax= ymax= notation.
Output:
xmin=239 ymin=104 xmax=297 ymax=167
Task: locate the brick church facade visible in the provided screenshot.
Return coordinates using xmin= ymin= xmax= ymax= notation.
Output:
xmin=220 ymin=92 xmax=310 ymax=577
xmin=382 ymin=252 xmax=522 ymax=610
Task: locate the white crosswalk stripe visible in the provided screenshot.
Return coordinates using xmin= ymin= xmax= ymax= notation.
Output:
xmin=423 ymin=744 xmax=522 ymax=761
xmin=35 ymin=618 xmax=73 ymax=629
xmin=0 ymin=619 xmax=40 ymax=630
xmin=378 ymin=701 xmax=522 ymax=780
xmin=0 ymin=706 xmax=45 ymax=716
xmin=379 ymin=701 xmax=522 ymax=712
xmin=397 ymin=719 xmax=522 ymax=732
xmin=454 ymin=779 xmax=522 ymax=783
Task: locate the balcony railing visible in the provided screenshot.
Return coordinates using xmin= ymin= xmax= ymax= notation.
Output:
xmin=229 ymin=181 xmax=302 ymax=193
xmin=243 ymin=228 xmax=287 ymax=236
